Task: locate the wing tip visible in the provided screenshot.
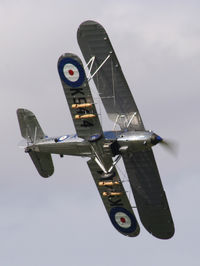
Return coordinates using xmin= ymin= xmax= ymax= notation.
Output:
xmin=145 ymin=222 xmax=175 ymax=240
xmin=77 ymin=20 xmax=105 ymax=40
xmin=16 ymin=108 xmax=33 ymax=115
xmin=57 ymin=53 xmax=81 ymax=65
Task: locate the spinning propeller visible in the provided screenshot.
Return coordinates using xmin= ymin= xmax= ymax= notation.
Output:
xmin=151 ymin=133 xmax=178 ymax=156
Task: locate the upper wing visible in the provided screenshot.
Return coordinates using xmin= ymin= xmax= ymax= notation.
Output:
xmin=122 ymin=149 xmax=175 ymax=239
xmin=57 ymin=53 xmax=102 ymax=139
xmin=87 ymin=157 xmax=140 ymax=237
xmin=77 ymin=20 xmax=144 ymax=131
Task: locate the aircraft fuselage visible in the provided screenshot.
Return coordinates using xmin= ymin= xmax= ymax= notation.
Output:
xmin=27 ymin=130 xmax=161 ymax=157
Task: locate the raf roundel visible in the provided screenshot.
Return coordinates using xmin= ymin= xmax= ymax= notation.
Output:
xmin=57 ymin=135 xmax=69 ymax=142
xmin=63 ymin=63 xmax=80 ymax=82
xmin=58 ymin=57 xmax=85 ymax=88
xmin=115 ymin=212 xmax=131 ymax=228
xmin=109 ymin=207 xmax=137 ymax=234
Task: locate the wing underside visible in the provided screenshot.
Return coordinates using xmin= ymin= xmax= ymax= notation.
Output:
xmin=87 ymin=157 xmax=140 ymax=237
xmin=122 ymin=149 xmax=175 ymax=239
xmin=57 ymin=53 xmax=103 ymax=139
xmin=77 ymin=20 xmax=144 ymax=131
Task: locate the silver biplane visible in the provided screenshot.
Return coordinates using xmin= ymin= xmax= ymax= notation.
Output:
xmin=17 ymin=21 xmax=174 ymax=239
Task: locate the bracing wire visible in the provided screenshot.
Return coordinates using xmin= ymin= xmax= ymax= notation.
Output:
xmin=116 ymin=164 xmax=136 ymax=208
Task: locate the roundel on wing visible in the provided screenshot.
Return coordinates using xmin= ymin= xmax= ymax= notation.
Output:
xmin=63 ymin=63 xmax=80 ymax=82
xmin=58 ymin=57 xmax=85 ymax=87
xmin=115 ymin=211 xmax=131 ymax=228
xmin=109 ymin=207 xmax=137 ymax=234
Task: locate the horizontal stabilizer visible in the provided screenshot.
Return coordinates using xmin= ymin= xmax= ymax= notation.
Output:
xmin=29 ymin=151 xmax=54 ymax=178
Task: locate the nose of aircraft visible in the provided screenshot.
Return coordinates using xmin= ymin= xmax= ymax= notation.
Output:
xmin=151 ymin=133 xmax=163 ymax=145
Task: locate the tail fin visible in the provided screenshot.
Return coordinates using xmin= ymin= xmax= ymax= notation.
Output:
xmin=17 ymin=108 xmax=54 ymax=178
xmin=17 ymin=108 xmax=45 ymax=143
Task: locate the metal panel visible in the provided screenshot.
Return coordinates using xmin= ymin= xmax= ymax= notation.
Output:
xmin=77 ymin=20 xmax=144 ymax=131
xmin=87 ymin=158 xmax=140 ymax=237
xmin=57 ymin=53 xmax=103 ymax=139
xmin=122 ymin=149 xmax=175 ymax=239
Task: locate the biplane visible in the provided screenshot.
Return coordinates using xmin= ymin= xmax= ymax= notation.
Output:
xmin=17 ymin=21 xmax=174 ymax=239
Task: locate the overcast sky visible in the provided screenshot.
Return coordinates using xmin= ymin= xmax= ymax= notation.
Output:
xmin=1 ymin=1 xmax=200 ymax=265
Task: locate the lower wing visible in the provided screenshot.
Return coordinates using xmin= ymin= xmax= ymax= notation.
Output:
xmin=87 ymin=158 xmax=140 ymax=237
xmin=57 ymin=53 xmax=103 ymax=140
